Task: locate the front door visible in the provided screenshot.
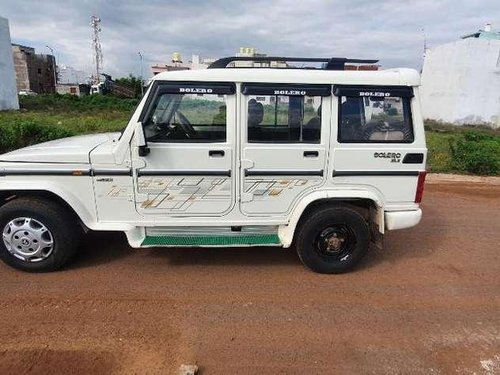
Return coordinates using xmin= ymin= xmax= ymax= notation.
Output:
xmin=133 ymin=81 xmax=236 ymax=216
xmin=240 ymin=84 xmax=331 ymax=215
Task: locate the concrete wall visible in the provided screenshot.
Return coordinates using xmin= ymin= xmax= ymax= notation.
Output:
xmin=420 ymin=38 xmax=500 ymax=128
xmin=12 ymin=44 xmax=56 ymax=94
xmin=0 ymin=17 xmax=19 ymax=110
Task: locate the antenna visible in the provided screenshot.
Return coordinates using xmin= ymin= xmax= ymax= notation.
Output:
xmin=421 ymin=28 xmax=427 ymax=59
xmin=90 ymin=15 xmax=103 ymax=84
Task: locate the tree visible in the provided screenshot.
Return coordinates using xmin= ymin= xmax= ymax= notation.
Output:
xmin=114 ymin=74 xmax=145 ymax=98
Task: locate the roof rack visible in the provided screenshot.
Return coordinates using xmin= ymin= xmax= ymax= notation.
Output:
xmin=207 ymin=56 xmax=379 ymax=70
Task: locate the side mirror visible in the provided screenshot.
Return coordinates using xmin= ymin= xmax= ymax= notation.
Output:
xmin=138 ymin=145 xmax=150 ymax=156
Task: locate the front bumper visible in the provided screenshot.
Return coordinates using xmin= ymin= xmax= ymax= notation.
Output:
xmin=385 ymin=209 xmax=422 ymax=231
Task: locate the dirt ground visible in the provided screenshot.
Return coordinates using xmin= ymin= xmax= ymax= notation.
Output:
xmin=0 ymin=181 xmax=498 ymax=374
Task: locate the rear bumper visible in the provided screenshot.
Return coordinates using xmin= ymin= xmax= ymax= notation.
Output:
xmin=385 ymin=209 xmax=422 ymax=230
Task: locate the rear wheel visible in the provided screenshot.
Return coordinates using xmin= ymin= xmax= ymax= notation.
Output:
xmin=295 ymin=205 xmax=370 ymax=274
xmin=0 ymin=197 xmax=80 ymax=272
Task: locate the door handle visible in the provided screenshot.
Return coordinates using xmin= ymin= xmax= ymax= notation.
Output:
xmin=303 ymin=151 xmax=319 ymax=158
xmin=209 ymin=150 xmax=225 ymax=157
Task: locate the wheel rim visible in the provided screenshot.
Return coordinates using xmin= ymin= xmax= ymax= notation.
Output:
xmin=313 ymin=225 xmax=356 ymax=261
xmin=2 ymin=217 xmax=54 ymax=262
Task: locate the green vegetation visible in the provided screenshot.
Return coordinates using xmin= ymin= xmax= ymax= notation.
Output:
xmin=0 ymin=95 xmax=498 ymax=175
xmin=114 ymin=74 xmax=145 ymax=98
xmin=425 ymin=121 xmax=500 ymax=175
xmin=450 ymin=131 xmax=500 ymax=175
xmin=0 ymin=94 xmax=135 ymax=153
xmin=177 ymin=97 xmax=226 ymax=125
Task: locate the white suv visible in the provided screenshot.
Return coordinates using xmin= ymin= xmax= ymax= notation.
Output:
xmin=0 ymin=57 xmax=427 ymax=273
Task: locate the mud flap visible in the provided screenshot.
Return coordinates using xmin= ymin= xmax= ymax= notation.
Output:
xmin=370 ymin=206 xmax=384 ymax=250
xmin=370 ymin=223 xmax=384 ymax=250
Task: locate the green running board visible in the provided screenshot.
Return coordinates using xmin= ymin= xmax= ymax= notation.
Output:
xmin=142 ymin=234 xmax=281 ymax=247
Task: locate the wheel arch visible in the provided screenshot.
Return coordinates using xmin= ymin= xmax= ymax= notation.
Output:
xmin=278 ymin=190 xmax=384 ymax=247
xmin=0 ymin=188 xmax=94 ymax=231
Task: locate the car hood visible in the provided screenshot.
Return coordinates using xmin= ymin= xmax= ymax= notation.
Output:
xmin=0 ymin=133 xmax=120 ymax=164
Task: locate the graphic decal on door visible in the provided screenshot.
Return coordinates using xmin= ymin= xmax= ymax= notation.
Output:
xmin=137 ymin=177 xmax=231 ymax=211
xmin=244 ymin=178 xmax=319 ymax=198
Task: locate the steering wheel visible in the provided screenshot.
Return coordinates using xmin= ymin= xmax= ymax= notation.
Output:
xmin=175 ymin=111 xmax=196 ymax=138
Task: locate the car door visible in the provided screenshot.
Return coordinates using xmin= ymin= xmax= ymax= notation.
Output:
xmin=133 ymin=81 xmax=236 ymax=216
xmin=332 ymin=85 xmax=426 ymax=204
xmin=240 ymin=83 xmax=332 ymax=215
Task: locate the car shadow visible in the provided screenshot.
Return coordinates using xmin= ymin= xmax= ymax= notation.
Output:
xmin=69 ymin=231 xmax=133 ymax=270
xmin=70 ymin=231 xmax=301 ymax=270
xmin=70 ymin=202 xmax=446 ymax=271
xmin=146 ymin=245 xmax=301 ymax=267
xmin=358 ymin=202 xmax=448 ymax=271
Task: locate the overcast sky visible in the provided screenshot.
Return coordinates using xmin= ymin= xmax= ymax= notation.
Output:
xmin=1 ymin=0 xmax=499 ymax=78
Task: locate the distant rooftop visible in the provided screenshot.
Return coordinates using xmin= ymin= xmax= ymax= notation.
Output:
xmin=462 ymin=23 xmax=500 ymax=40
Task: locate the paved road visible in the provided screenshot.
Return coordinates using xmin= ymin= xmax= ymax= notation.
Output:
xmin=0 ymin=182 xmax=499 ymax=374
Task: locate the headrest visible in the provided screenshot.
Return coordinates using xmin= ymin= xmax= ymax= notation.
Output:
xmin=248 ymin=99 xmax=264 ymax=125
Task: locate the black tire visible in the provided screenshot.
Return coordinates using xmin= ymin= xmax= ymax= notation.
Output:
xmin=295 ymin=205 xmax=370 ymax=274
xmin=0 ymin=197 xmax=80 ymax=272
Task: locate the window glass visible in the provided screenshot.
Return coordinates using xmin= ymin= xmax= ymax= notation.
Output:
xmin=339 ymin=96 xmax=413 ymax=143
xmin=247 ymin=95 xmax=322 ymax=143
xmin=143 ymin=93 xmax=227 ymax=142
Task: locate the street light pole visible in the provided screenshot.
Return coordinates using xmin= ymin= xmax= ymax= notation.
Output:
xmin=138 ymin=52 xmax=144 ymax=97
xmin=45 ymin=45 xmax=57 ymax=93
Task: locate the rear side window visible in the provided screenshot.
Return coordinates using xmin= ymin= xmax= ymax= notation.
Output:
xmin=337 ymin=86 xmax=414 ymax=143
xmin=242 ymin=84 xmax=330 ymax=144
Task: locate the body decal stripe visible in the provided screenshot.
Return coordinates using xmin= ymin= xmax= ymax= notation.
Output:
xmin=0 ymin=168 xmax=233 ymax=177
xmin=245 ymin=170 xmax=324 ymax=177
xmin=0 ymin=169 xmax=91 ymax=176
xmin=333 ymin=171 xmax=420 ymax=177
xmin=137 ymin=169 xmax=231 ymax=177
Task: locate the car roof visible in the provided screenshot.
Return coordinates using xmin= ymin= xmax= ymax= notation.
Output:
xmin=152 ymin=68 xmax=420 ymax=87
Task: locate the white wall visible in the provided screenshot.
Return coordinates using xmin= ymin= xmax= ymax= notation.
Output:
xmin=420 ymin=38 xmax=500 ymax=128
xmin=0 ymin=16 xmax=19 ymax=110
xmin=58 ymin=65 xmax=88 ymax=84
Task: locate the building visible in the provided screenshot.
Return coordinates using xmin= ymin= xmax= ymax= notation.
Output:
xmin=12 ymin=44 xmax=57 ymax=94
xmin=151 ymin=53 xmax=217 ymax=75
xmin=420 ymin=24 xmax=500 ymax=128
xmin=0 ymin=16 xmax=19 ymax=110
xmin=58 ymin=65 xmax=88 ymax=85
xmin=233 ymin=47 xmax=288 ymax=68
xmin=56 ymin=83 xmax=90 ymax=97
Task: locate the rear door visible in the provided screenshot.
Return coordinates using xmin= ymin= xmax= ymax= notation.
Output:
xmin=133 ymin=81 xmax=236 ymax=216
xmin=240 ymin=84 xmax=332 ymax=215
xmin=332 ymin=85 xmax=426 ymax=204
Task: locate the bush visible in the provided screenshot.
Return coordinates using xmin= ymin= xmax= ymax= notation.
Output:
xmin=0 ymin=121 xmax=75 ymax=154
xmin=19 ymin=94 xmax=139 ymax=112
xmin=450 ymin=131 xmax=500 ymax=175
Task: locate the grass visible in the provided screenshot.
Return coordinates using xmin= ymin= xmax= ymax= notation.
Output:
xmin=425 ymin=121 xmax=500 ymax=175
xmin=0 ymin=110 xmax=130 ymax=134
xmin=0 ymin=95 xmax=498 ymax=175
xmin=0 ymin=94 xmax=135 ymax=153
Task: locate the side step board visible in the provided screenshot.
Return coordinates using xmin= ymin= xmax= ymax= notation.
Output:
xmin=133 ymin=226 xmax=283 ymax=247
xmin=142 ymin=234 xmax=281 ymax=247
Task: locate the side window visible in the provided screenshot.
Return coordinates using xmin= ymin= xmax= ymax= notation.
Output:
xmin=338 ymin=92 xmax=414 ymax=143
xmin=143 ymin=83 xmax=233 ymax=143
xmin=247 ymin=95 xmax=322 ymax=143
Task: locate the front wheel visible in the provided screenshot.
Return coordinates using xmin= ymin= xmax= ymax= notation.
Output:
xmin=0 ymin=198 xmax=80 ymax=272
xmin=295 ymin=206 xmax=370 ymax=274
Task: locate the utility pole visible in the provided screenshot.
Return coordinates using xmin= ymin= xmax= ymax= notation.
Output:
xmin=45 ymin=45 xmax=57 ymax=92
xmin=90 ymin=15 xmax=103 ymax=84
xmin=138 ymin=52 xmax=144 ymax=96
xmin=421 ymin=28 xmax=427 ymax=73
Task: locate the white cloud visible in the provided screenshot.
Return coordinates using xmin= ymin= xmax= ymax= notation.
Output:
xmin=1 ymin=0 xmax=498 ymax=77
